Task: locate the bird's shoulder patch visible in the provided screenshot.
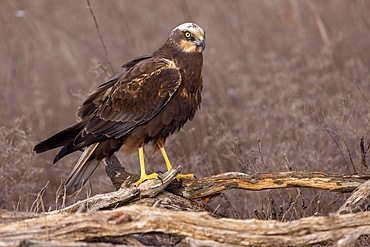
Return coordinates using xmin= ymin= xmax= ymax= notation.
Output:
xmin=111 ymin=57 xmax=180 ymax=101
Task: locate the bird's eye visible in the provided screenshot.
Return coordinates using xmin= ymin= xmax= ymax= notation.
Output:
xmin=184 ymin=31 xmax=191 ymax=39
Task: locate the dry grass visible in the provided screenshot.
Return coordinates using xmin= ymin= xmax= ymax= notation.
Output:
xmin=0 ymin=119 xmax=42 ymax=211
xmin=1 ymin=0 xmax=370 ymax=224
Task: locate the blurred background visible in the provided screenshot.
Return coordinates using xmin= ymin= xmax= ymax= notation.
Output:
xmin=1 ymin=0 xmax=370 ymax=220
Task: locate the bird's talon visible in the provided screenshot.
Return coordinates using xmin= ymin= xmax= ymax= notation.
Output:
xmin=134 ymin=172 xmax=159 ymax=186
xmin=175 ymin=173 xmax=196 ymax=181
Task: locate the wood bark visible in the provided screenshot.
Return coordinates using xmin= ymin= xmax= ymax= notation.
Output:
xmin=174 ymin=171 xmax=369 ymax=199
xmin=104 ymin=155 xmax=369 ymax=199
xmin=1 ymin=205 xmax=370 ymax=246
xmin=337 ymin=178 xmax=370 ymax=214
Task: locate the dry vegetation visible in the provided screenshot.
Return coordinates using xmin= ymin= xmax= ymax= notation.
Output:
xmin=1 ymin=0 xmax=369 ymax=231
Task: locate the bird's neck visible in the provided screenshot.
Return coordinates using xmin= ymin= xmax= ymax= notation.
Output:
xmin=154 ymin=40 xmax=203 ymax=69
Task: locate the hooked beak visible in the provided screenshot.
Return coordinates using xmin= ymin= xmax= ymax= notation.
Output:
xmin=194 ymin=38 xmax=206 ymax=51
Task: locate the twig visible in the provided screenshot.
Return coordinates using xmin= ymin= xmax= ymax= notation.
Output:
xmin=283 ymin=153 xmax=292 ymax=171
xmin=86 ymin=0 xmax=114 ymax=76
xmin=257 ymin=134 xmax=267 ymax=169
xmin=360 ymin=137 xmax=370 ymax=173
xmin=322 ymin=128 xmax=356 ymax=173
xmin=348 ymin=75 xmax=370 ymax=107
xmin=30 ymin=181 xmax=49 ymax=213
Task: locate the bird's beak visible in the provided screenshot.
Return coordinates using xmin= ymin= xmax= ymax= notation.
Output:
xmin=194 ymin=38 xmax=206 ymax=51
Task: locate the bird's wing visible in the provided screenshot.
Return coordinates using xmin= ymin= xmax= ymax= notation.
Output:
xmin=73 ymin=57 xmax=181 ymax=148
xmin=76 ymin=55 xmax=152 ymax=120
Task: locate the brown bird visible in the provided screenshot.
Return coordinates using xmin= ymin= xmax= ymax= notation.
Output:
xmin=34 ymin=23 xmax=205 ymax=196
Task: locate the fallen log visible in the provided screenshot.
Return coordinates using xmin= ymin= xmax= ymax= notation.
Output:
xmin=0 ymin=204 xmax=369 ymax=246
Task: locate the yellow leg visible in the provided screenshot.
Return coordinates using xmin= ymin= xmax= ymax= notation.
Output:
xmin=157 ymin=142 xmax=195 ymax=181
xmin=134 ymin=146 xmax=158 ymax=186
xmin=159 ymin=144 xmax=173 ymax=171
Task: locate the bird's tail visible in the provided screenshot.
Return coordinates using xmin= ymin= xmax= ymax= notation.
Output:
xmin=33 ymin=121 xmax=86 ymax=154
xmin=58 ymin=143 xmax=101 ymax=197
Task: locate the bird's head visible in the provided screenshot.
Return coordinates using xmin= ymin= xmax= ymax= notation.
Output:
xmin=169 ymin=23 xmax=205 ymax=53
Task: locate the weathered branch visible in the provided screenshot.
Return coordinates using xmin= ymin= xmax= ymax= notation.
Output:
xmin=52 ymin=166 xmax=183 ymax=214
xmin=1 ymin=204 xmax=370 ymax=246
xmin=176 ymin=171 xmax=368 ymax=199
xmin=337 ymin=178 xmax=370 ymax=214
xmin=104 ymin=155 xmax=369 ymax=200
xmin=171 ymin=171 xmax=368 ymax=199
xmin=52 ymin=187 xmax=139 ymax=214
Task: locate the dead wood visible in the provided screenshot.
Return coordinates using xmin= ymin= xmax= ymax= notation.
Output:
xmin=1 ymin=155 xmax=369 ymax=246
xmin=1 ymin=204 xmax=370 ymax=246
xmin=0 ymin=239 xmax=131 ymax=247
xmin=0 ymin=211 xmax=38 ymax=224
xmin=175 ymin=171 xmax=369 ymax=199
xmin=52 ymin=166 xmax=186 ymax=214
xmin=337 ymin=178 xmax=370 ymax=214
xmin=104 ymin=155 xmax=369 ymax=200
xmin=52 ymin=187 xmax=139 ymax=214
xmin=334 ymin=177 xmax=370 ymax=246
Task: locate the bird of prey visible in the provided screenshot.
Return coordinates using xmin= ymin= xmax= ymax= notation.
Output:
xmin=34 ymin=23 xmax=205 ymax=196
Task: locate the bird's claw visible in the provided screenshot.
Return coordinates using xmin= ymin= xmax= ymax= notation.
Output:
xmin=175 ymin=173 xmax=196 ymax=181
xmin=134 ymin=172 xmax=159 ymax=187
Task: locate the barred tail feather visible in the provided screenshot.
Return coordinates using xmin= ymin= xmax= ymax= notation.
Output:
xmin=58 ymin=143 xmax=100 ymax=197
